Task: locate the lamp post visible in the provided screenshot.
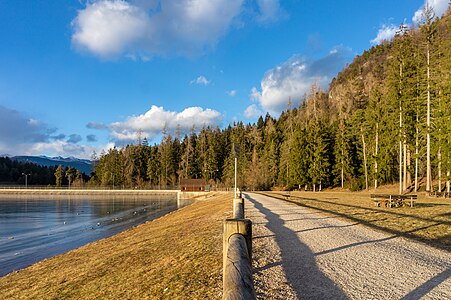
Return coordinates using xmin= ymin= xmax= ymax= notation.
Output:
xmin=233 ymin=143 xmax=240 ymax=198
xmin=22 ymin=173 xmax=31 ymax=188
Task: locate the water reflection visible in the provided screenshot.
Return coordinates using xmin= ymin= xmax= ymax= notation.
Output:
xmin=0 ymin=194 xmax=191 ymax=277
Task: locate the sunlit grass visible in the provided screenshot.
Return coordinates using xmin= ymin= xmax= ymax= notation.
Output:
xmin=261 ymin=190 xmax=451 ymax=251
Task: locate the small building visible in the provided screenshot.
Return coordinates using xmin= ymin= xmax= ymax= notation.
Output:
xmin=180 ymin=179 xmax=207 ymax=192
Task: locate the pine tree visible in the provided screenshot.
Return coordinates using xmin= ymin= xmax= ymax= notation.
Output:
xmin=54 ymin=165 xmax=64 ymax=187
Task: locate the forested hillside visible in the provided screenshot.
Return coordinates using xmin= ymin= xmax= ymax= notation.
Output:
xmin=91 ymin=8 xmax=450 ymax=192
xmin=0 ymin=157 xmax=58 ymax=186
xmin=0 ymin=157 xmax=89 ymax=186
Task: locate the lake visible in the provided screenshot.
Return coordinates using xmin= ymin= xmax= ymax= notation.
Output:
xmin=0 ymin=194 xmax=191 ymax=277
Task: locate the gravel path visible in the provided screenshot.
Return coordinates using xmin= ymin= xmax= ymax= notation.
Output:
xmin=246 ymin=193 xmax=451 ymax=300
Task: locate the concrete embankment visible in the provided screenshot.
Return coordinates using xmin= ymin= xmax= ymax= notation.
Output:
xmin=0 ymin=188 xmax=179 ymax=196
xmin=0 ymin=192 xmax=233 ymax=299
xmin=0 ymin=189 xmax=219 ymax=202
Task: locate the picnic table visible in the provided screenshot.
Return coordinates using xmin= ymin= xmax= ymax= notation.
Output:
xmin=370 ymin=194 xmax=417 ymax=208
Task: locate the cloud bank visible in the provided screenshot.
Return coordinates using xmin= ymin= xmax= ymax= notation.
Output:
xmin=72 ymin=0 xmax=286 ymax=59
xmin=95 ymin=105 xmax=223 ymax=143
xmin=72 ymin=0 xmax=245 ymax=58
xmin=249 ymin=46 xmax=353 ymax=115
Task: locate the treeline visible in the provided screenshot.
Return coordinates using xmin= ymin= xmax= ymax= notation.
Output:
xmin=0 ymin=157 xmax=58 ymax=186
xmin=0 ymin=157 xmax=89 ymax=187
xmin=92 ymin=8 xmax=450 ymax=192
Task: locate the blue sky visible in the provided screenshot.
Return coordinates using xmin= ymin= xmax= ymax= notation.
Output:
xmin=0 ymin=0 xmax=448 ymax=158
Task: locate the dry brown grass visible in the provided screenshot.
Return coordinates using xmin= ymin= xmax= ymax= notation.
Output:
xmin=261 ymin=190 xmax=451 ymax=251
xmin=0 ymin=193 xmax=233 ymax=299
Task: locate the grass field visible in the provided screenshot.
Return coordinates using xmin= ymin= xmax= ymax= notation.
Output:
xmin=261 ymin=189 xmax=451 ymax=252
xmin=0 ymin=193 xmax=233 ymax=299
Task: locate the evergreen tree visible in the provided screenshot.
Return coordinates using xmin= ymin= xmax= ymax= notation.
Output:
xmin=54 ymin=165 xmax=64 ymax=187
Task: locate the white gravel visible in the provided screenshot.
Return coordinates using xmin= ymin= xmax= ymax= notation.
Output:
xmin=245 ymin=193 xmax=451 ymax=300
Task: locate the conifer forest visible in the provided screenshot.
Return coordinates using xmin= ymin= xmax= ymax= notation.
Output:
xmin=91 ymin=9 xmax=451 ymax=192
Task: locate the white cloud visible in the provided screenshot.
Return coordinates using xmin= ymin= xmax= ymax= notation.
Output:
xmin=190 ymin=75 xmax=210 ymax=85
xmin=109 ymin=105 xmax=223 ymax=142
xmin=72 ymin=0 xmax=244 ymax=58
xmin=370 ymin=24 xmax=398 ymax=45
xmin=72 ymin=0 xmax=150 ymax=57
xmin=413 ymin=0 xmax=449 ymax=24
xmin=371 ymin=0 xmax=448 ymax=45
xmin=244 ymin=104 xmax=262 ymax=119
xmin=256 ymin=0 xmax=285 ymax=23
xmin=250 ymin=46 xmax=353 ymax=115
xmin=249 ymin=86 xmax=261 ymax=102
xmin=227 ymin=89 xmax=237 ymax=96
xmin=24 ymin=140 xmax=113 ymax=159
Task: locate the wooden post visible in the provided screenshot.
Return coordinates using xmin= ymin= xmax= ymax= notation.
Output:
xmin=223 ymin=234 xmax=256 ymax=300
xmin=233 ymin=197 xmax=244 ymax=219
xmin=223 ymin=219 xmax=252 ymax=270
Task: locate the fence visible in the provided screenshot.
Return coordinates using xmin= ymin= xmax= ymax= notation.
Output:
xmin=223 ymin=192 xmax=256 ymax=299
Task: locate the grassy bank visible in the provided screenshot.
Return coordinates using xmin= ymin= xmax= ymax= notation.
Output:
xmin=261 ymin=190 xmax=451 ymax=251
xmin=0 ymin=193 xmax=232 ymax=299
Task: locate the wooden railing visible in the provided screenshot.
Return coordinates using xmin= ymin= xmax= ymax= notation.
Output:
xmin=223 ymin=193 xmax=256 ymax=299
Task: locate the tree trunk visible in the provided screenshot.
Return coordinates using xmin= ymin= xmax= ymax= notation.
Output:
xmin=438 ymin=147 xmax=442 ymax=192
xmin=403 ymin=141 xmax=407 ymax=191
xmin=341 ymin=162 xmax=344 ymax=189
xmin=426 ymin=42 xmax=432 ymax=192
xmin=407 ymin=147 xmax=411 ymax=188
xmin=361 ymin=129 xmax=368 ymax=190
xmin=415 ymin=113 xmax=419 ymax=192
xmin=399 ymin=105 xmax=403 ymax=194
xmin=447 ymin=170 xmax=450 ymax=193
xmin=399 ymin=62 xmax=403 ymax=195
xmin=374 ymin=123 xmax=378 ymax=189
xmin=448 ymin=140 xmax=450 ymax=193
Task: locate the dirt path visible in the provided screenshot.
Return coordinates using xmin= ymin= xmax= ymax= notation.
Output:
xmin=246 ymin=193 xmax=451 ymax=300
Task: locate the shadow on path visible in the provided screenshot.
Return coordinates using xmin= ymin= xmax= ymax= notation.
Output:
xmin=400 ymin=268 xmax=451 ymax=300
xmin=247 ymin=193 xmax=348 ymax=299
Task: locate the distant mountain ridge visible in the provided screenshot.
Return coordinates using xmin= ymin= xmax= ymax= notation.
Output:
xmin=11 ymin=155 xmax=92 ymax=175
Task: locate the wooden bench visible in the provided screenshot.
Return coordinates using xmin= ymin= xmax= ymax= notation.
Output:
xmin=370 ymin=194 xmax=417 ymax=208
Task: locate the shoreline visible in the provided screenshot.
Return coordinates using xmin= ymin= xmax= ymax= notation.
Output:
xmin=0 ymin=188 xmax=179 ymax=196
xmin=0 ymin=189 xmax=214 ymax=201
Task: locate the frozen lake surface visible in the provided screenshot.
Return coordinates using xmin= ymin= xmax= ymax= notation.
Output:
xmin=0 ymin=194 xmax=191 ymax=277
